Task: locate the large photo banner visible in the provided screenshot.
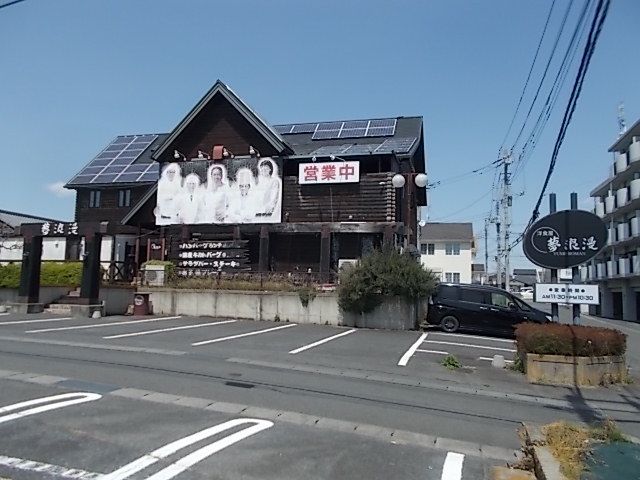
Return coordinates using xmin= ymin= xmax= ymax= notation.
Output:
xmin=155 ymin=157 xmax=282 ymax=225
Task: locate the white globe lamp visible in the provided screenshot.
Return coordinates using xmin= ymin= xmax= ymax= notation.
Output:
xmin=414 ymin=173 xmax=428 ymax=188
xmin=392 ymin=174 xmax=406 ymax=189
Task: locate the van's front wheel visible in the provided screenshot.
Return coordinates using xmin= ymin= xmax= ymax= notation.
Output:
xmin=440 ymin=315 xmax=459 ymax=333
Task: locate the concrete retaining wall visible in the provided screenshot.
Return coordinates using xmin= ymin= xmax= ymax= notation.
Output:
xmin=0 ymin=287 xmax=71 ymax=306
xmin=147 ymin=289 xmax=424 ymax=330
xmin=526 ymin=353 xmax=627 ymax=386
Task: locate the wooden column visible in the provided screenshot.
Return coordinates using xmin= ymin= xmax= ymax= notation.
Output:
xmin=258 ymin=225 xmax=270 ymax=272
xmin=79 ymin=231 xmax=102 ymax=306
xmin=383 ymin=225 xmax=394 ymax=250
xmin=17 ymin=234 xmax=43 ymax=311
xmin=320 ymin=225 xmax=331 ymax=274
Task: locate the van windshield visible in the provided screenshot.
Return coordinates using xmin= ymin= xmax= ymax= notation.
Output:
xmin=513 ymin=296 xmax=531 ymax=311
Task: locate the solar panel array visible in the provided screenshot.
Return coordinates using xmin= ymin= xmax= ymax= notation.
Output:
xmin=67 ymin=135 xmax=159 ymax=186
xmin=309 ymin=137 xmax=417 ymax=157
xmin=274 ymin=118 xmax=397 ymax=140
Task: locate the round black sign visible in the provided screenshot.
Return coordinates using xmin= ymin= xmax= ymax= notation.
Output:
xmin=522 ymin=209 xmax=607 ymax=269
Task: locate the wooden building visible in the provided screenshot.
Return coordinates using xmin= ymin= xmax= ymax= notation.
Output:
xmin=64 ymin=81 xmax=428 ymax=277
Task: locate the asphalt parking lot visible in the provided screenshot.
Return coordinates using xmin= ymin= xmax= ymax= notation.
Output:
xmin=1 ymin=310 xmax=637 ymax=479
xmin=0 ymin=376 xmax=487 ymax=480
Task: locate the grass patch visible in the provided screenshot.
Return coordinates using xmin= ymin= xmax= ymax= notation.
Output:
xmin=543 ymin=419 xmax=628 ymax=480
xmin=441 ymin=354 xmax=462 ymax=370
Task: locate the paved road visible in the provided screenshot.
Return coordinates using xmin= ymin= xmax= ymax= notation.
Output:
xmin=0 ymin=310 xmax=638 ymax=479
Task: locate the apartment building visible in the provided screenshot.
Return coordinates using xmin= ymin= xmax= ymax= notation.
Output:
xmin=585 ymin=118 xmax=640 ymax=321
xmin=419 ymin=223 xmax=474 ymax=283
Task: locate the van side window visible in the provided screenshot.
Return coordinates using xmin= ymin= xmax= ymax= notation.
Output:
xmin=460 ymin=289 xmax=486 ymax=304
xmin=438 ymin=285 xmax=459 ymax=300
xmin=491 ymin=292 xmax=513 ymax=308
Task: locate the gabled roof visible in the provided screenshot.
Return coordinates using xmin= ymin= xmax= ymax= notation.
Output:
xmin=0 ymin=208 xmax=65 ymax=234
xmin=420 ymin=223 xmax=474 ymax=242
xmin=151 ymin=80 xmax=293 ymax=160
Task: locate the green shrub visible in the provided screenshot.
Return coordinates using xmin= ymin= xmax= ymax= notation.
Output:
xmin=337 ymin=249 xmax=438 ymax=313
xmin=0 ymin=262 xmax=82 ymax=288
xmin=0 ymin=263 xmax=21 ymax=288
xmin=298 ymin=286 xmax=317 ymax=307
xmin=515 ymin=323 xmax=626 ymax=357
xmin=441 ymin=354 xmax=462 ymax=370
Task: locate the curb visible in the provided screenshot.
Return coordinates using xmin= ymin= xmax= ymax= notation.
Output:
xmin=522 ymin=423 xmax=568 ymax=480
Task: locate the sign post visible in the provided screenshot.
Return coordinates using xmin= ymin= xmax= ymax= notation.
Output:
xmin=549 ymin=193 xmax=559 ymax=322
xmin=570 ymin=192 xmax=581 ymax=325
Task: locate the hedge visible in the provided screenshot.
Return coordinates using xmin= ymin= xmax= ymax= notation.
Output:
xmin=0 ymin=262 xmax=83 ymax=288
xmin=515 ymin=322 xmax=626 ymax=357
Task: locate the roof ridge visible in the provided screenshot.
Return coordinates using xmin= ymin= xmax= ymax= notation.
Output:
xmin=273 ymin=115 xmax=423 ymax=127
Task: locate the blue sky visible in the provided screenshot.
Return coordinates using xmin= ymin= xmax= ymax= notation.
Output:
xmin=1 ymin=0 xmax=638 ymax=270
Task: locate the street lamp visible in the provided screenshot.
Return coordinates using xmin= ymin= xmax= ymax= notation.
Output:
xmin=392 ymin=172 xmax=428 ymax=247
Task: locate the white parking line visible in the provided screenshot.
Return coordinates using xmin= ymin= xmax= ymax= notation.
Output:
xmin=430 ymin=332 xmax=515 ymax=344
xmin=289 ymin=329 xmax=356 ymax=354
xmin=0 ymin=313 xmax=9 ymax=316
xmin=102 ymin=418 xmax=273 ymax=480
xmin=26 ymin=316 xmax=182 ymax=334
xmin=0 ymin=454 xmax=101 ymax=479
xmin=192 ymin=323 xmax=297 ymax=346
xmin=425 ymin=340 xmax=516 ymax=353
xmin=0 ymin=317 xmax=74 ymax=326
xmin=415 ymin=349 xmax=449 ymax=355
xmin=478 ymin=356 xmax=513 ymax=363
xmin=440 ymin=451 xmax=465 ymax=480
xmin=397 ymin=332 xmax=427 ymax=366
xmin=103 ymin=320 xmax=237 ymax=339
xmin=0 ymin=392 xmax=102 ymax=425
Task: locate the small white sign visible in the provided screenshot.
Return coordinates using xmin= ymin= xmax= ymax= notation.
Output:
xmin=298 ymin=161 xmax=360 ymax=184
xmin=535 ymin=283 xmax=600 ymax=305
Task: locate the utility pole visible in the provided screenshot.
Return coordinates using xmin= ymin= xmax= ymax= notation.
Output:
xmin=503 ymin=153 xmax=512 ymax=292
xmin=484 ymin=218 xmax=489 ymax=285
xmin=495 ymin=200 xmax=502 ymax=288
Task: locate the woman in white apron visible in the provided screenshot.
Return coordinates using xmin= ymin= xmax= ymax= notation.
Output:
xmin=204 ymin=164 xmax=230 ymax=223
xmin=155 ymin=163 xmax=183 ymax=225
xmin=254 ymin=158 xmax=281 ymax=221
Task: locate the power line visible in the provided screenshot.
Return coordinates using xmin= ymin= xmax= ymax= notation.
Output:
xmin=510 ymin=0 xmax=575 ymax=150
xmin=498 ymin=0 xmax=557 ymax=153
xmin=0 ymin=0 xmax=27 ymax=10
xmin=528 ymin=0 xmax=610 ymax=225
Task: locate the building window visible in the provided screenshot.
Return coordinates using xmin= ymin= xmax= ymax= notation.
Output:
xmin=118 ymin=189 xmax=131 ymax=207
xmin=428 ymin=243 xmax=435 ymax=255
xmin=453 ymin=272 xmax=460 ymax=283
xmin=445 ymin=272 xmax=452 ymax=282
xmin=89 ymin=190 xmax=101 ymax=208
xmin=420 ymin=244 xmax=427 ymax=255
xmin=445 ymin=243 xmax=460 ymax=255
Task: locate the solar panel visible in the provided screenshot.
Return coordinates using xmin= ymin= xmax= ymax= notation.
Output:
xmin=274 ymin=124 xmax=294 ymax=134
xmin=338 ymin=128 xmax=367 ymax=139
xmin=342 ymin=120 xmax=368 ymax=128
xmin=309 ymin=145 xmax=353 ymax=156
xmin=374 ymin=137 xmax=417 ymax=154
xmin=291 ymin=123 xmax=318 ymax=134
xmin=312 ymin=130 xmax=341 ymax=140
xmin=67 ymin=134 xmax=158 ymax=186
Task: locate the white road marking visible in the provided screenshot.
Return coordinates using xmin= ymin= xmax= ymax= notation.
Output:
xmin=101 ymin=418 xmax=273 ymax=480
xmin=425 ymin=340 xmax=516 ymax=353
xmin=0 ymin=312 xmax=9 ymax=316
xmin=103 ymin=320 xmax=237 ymax=339
xmin=478 ymin=356 xmax=514 ymax=363
xmin=415 ymin=349 xmax=449 ymax=355
xmin=397 ymin=332 xmax=427 ymax=366
xmin=289 ymin=329 xmax=356 ymax=354
xmin=0 ymin=317 xmax=74 ymax=326
xmin=430 ymin=332 xmax=515 ymax=344
xmin=0 ymin=454 xmax=102 ymax=479
xmin=440 ymin=451 xmax=465 ymax=480
xmin=0 ymin=392 xmax=101 ymax=425
xmin=26 ymin=316 xmax=182 ymax=334
xmin=192 ymin=323 xmax=297 ymax=346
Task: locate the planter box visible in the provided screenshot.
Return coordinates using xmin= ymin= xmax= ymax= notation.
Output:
xmin=526 ymin=353 xmax=626 ymax=386
xmin=341 ymin=297 xmax=422 ymax=330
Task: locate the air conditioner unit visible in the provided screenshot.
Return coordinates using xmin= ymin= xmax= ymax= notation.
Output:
xmin=338 ymin=259 xmax=358 ymax=270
